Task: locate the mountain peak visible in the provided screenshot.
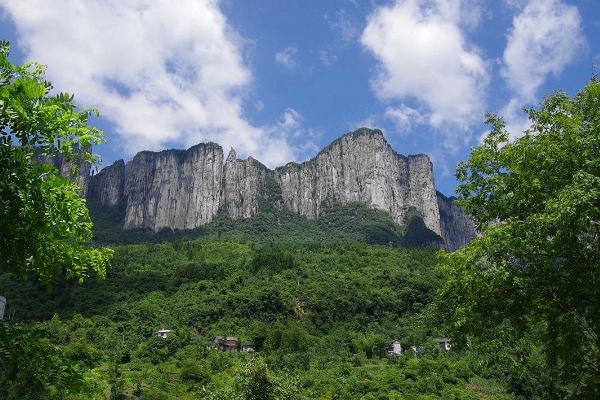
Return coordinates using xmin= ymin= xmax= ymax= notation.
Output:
xmin=226 ymin=148 xmax=237 ymax=163
xmin=343 ymin=127 xmax=384 ymax=139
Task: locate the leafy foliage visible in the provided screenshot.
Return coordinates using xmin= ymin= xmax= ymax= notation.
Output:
xmin=0 ymin=40 xmax=112 ymax=287
xmin=0 ymin=40 xmax=113 ymax=399
xmin=0 ymin=322 xmax=90 ymax=399
xmin=236 ymin=358 xmax=301 ymax=400
xmin=436 ymin=78 xmax=600 ymax=398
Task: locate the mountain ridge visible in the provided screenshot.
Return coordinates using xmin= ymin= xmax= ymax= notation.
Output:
xmin=85 ymin=127 xmax=475 ymax=251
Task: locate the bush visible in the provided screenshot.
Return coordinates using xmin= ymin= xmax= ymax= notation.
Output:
xmin=180 ymin=359 xmax=211 ymax=384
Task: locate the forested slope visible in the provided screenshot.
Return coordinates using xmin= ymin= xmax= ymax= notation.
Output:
xmin=88 ymin=200 xmax=445 ymax=249
xmin=2 ymin=241 xmax=518 ymax=399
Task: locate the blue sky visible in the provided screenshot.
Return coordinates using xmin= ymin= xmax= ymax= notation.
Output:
xmin=1 ymin=0 xmax=598 ymax=195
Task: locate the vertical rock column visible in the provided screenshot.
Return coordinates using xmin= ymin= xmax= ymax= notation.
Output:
xmin=407 ymin=155 xmax=442 ymax=236
xmin=437 ymin=191 xmax=476 ymax=251
xmin=221 ymin=148 xmax=268 ymax=220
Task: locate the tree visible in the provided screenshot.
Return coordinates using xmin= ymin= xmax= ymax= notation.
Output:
xmin=436 ymin=78 xmax=600 ymax=397
xmin=0 ymin=40 xmax=113 ymax=398
xmin=203 ymin=358 xmax=302 ymax=400
xmin=236 ymin=358 xmax=302 ymax=400
xmin=0 ymin=323 xmax=91 ymax=399
xmin=0 ymin=40 xmax=112 ymax=287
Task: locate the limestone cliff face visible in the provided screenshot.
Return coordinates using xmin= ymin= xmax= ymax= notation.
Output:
xmin=88 ymin=159 xmax=125 ymax=207
xmin=407 ymin=155 xmax=441 ymax=236
xmin=122 ymin=143 xmax=224 ymax=231
xmin=87 ymin=127 xmax=474 ymax=249
xmin=275 ymin=129 xmax=441 ymax=235
xmin=437 ymin=191 xmax=477 ymax=252
xmin=221 ymin=149 xmax=269 ymax=220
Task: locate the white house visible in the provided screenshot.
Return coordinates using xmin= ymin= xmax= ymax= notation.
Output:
xmin=388 ymin=339 xmax=402 ymax=357
xmin=153 ymin=329 xmax=173 ymax=339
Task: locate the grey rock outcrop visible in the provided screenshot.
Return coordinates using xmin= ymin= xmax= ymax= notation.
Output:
xmin=221 ymin=149 xmax=269 ymax=220
xmin=275 ymin=129 xmax=441 ymax=235
xmin=88 ymin=159 xmax=125 ymax=207
xmin=86 ymin=127 xmax=475 ymax=249
xmin=122 ymin=143 xmax=224 ymax=231
xmin=437 ymin=191 xmax=477 ymax=251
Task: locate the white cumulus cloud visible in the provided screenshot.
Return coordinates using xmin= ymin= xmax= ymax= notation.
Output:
xmin=264 ymin=108 xmax=321 ymax=161
xmin=496 ymin=0 xmax=587 ymax=141
xmin=326 ymin=9 xmax=360 ymax=43
xmin=502 ymin=0 xmax=587 ymax=103
xmin=0 ymin=0 xmax=298 ymax=167
xmin=385 ymin=105 xmax=425 ymax=131
xmin=361 ymin=0 xmax=489 ymax=136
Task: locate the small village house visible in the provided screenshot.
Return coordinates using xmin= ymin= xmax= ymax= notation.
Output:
xmin=225 ymin=336 xmax=238 ymax=352
xmin=241 ymin=341 xmax=255 ymax=353
xmin=388 ymin=339 xmax=402 ymax=357
xmin=153 ymin=329 xmax=173 ymax=339
xmin=209 ymin=336 xmax=255 ymax=353
xmin=435 ymin=338 xmax=451 ymax=351
xmin=210 ymin=335 xmax=239 ymax=352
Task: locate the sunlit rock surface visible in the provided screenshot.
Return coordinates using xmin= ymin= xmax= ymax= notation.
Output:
xmin=87 ymin=127 xmax=475 ymax=249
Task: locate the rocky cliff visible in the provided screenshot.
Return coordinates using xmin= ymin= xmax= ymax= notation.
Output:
xmin=221 ymin=148 xmax=270 ymax=221
xmin=87 ymin=128 xmax=474 ymax=249
xmin=437 ymin=192 xmax=477 ymax=251
xmin=121 ymin=143 xmax=224 ymax=232
xmin=88 ymin=159 xmax=125 ymax=207
xmin=275 ymin=129 xmax=441 ymax=235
